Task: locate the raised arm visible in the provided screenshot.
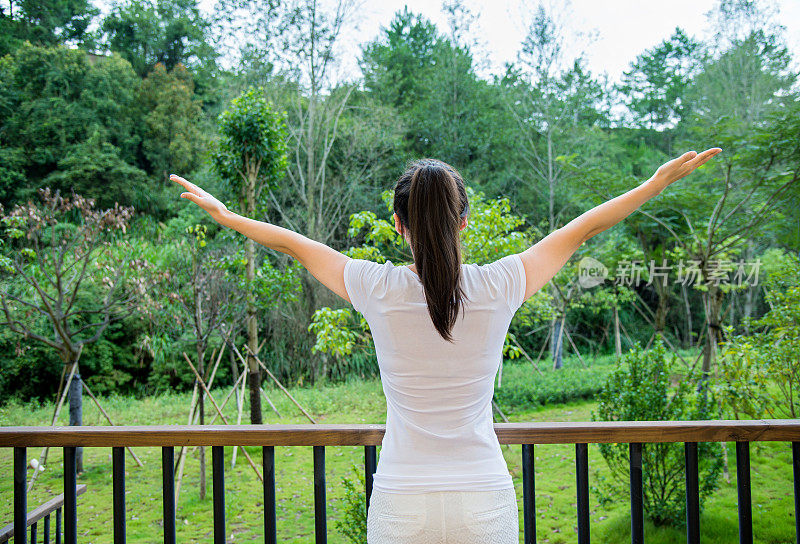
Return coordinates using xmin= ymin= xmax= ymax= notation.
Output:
xmin=517 ymin=148 xmax=722 ymax=301
xmin=170 ymin=174 xmax=352 ymax=303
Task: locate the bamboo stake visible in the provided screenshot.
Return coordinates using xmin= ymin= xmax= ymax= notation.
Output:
xmin=185 ymin=369 xmax=249 ymax=466
xmin=240 ymin=343 xmax=316 ymax=424
xmin=510 ymin=333 xmax=543 ymax=375
xmin=174 ymin=380 xmax=200 ymax=503
xmin=552 ymin=313 xmax=567 ymax=370
xmin=182 ymin=352 xmax=263 ymax=482
xmin=231 ymin=355 xmax=247 ymax=468
xmin=259 ymin=387 xmax=283 ymax=418
xmin=563 ymin=327 xmax=588 ymax=368
xmin=175 ymin=330 xmax=233 ymax=478
xmin=82 ymin=381 xmax=144 ymax=467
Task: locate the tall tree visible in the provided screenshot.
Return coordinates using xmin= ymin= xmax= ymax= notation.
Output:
xmin=101 ymin=0 xmax=218 ymax=79
xmin=0 ymin=189 xmax=139 ymax=472
xmin=211 ymin=86 xmax=287 ymax=424
xmin=0 ymin=0 xmax=99 ymax=56
xmin=0 ymin=43 xmax=144 ymax=207
xmin=502 ymin=2 xmax=607 ymax=369
xmin=137 ymin=62 xmax=205 ymax=183
xmin=617 ymin=27 xmax=701 ymax=136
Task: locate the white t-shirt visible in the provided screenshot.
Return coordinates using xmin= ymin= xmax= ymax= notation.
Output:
xmin=343 ymin=253 xmax=527 ymax=494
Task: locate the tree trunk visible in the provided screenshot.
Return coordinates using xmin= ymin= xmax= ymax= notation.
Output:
xmin=614 ymin=306 xmax=622 ymax=359
xmin=67 ymin=363 xmax=83 ymax=473
xmin=653 ymin=276 xmax=670 ymax=335
xmin=681 ymin=283 xmax=693 ymax=349
xmin=245 ymin=167 xmax=263 ymax=425
xmin=197 ymin=345 xmax=206 ymax=500
xmin=742 ymin=240 xmax=755 ymax=335
xmin=551 ymin=317 xmax=564 ymax=370
xmin=701 ymin=283 xmax=726 ymax=378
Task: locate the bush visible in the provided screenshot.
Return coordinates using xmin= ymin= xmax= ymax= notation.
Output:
xmin=493 ymin=358 xmax=613 ymax=412
xmin=335 ymin=464 xmax=367 ymax=544
xmin=717 ymin=251 xmax=800 ymax=419
xmin=591 ymin=339 xmax=723 ymax=527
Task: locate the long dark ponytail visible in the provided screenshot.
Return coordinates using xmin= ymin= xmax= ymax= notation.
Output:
xmin=393 ymin=158 xmax=470 ymax=343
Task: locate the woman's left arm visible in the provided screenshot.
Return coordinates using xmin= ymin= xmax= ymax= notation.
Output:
xmin=171 ymin=174 xmax=352 ymax=303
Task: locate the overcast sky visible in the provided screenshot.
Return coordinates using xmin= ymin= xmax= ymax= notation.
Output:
xmin=191 ymin=0 xmax=800 ymax=85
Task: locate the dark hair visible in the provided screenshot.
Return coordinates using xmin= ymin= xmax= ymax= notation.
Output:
xmin=393 ymin=158 xmax=470 ymax=343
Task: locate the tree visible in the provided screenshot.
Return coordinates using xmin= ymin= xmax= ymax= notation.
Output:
xmin=617 ymin=27 xmax=701 ymax=135
xmin=211 ymin=86 xmax=288 ymax=424
xmin=158 ymin=223 xmax=239 ymax=498
xmin=717 ymin=249 xmax=800 ymax=419
xmin=309 ymin=186 xmax=536 ymax=364
xmin=673 ymin=9 xmax=799 ymax=379
xmin=501 ymin=2 xmax=608 ymax=369
xmin=0 ymin=0 xmax=99 ymax=56
xmin=137 ymin=62 xmax=205 ymax=183
xmin=0 ymin=43 xmax=144 ymax=207
xmin=0 ymin=189 xmax=140 ymax=472
xmin=101 ymin=0 xmax=217 ymax=79
xmin=359 ymin=7 xmax=440 ymax=113
xmin=593 ymin=339 xmax=723 ymax=526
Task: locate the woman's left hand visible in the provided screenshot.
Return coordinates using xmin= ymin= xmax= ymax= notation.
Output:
xmin=171 ymin=174 xmax=229 ymax=221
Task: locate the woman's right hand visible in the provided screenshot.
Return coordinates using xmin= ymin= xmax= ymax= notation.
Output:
xmin=170 ymin=174 xmax=229 ymax=222
xmin=648 ymin=148 xmax=722 ymax=193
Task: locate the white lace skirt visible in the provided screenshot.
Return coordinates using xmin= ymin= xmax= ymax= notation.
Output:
xmin=366 ymin=487 xmax=519 ymax=544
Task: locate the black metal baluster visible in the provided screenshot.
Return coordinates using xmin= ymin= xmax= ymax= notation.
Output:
xmin=522 ymin=443 xmax=536 ymax=544
xmin=685 ymin=442 xmax=700 ymax=544
xmin=364 ymin=445 xmax=377 ymax=512
xmin=44 ymin=514 xmax=50 ymax=544
xmin=113 ymin=447 xmax=126 ymax=544
xmin=63 ymin=447 xmax=77 ymax=544
xmin=313 ymin=446 xmax=327 ymax=544
xmin=162 ymin=446 xmax=176 ymax=544
xmin=15 ymin=447 xmax=27 ymax=544
xmin=263 ymin=446 xmax=277 ymax=544
xmin=736 ymin=441 xmax=752 ymax=544
xmin=31 ymin=522 xmax=37 ymax=544
xmin=212 ymin=446 xmax=225 ymax=544
xmin=576 ymin=443 xmax=589 ymax=544
xmin=55 ymin=508 xmax=61 ymax=544
xmin=629 ymin=443 xmax=643 ymax=544
xmin=793 ymin=442 xmax=799 ymax=544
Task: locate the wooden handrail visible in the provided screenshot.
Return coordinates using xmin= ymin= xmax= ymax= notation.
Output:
xmin=0 ymin=484 xmax=87 ymax=542
xmin=1 ymin=420 xmax=799 ymax=447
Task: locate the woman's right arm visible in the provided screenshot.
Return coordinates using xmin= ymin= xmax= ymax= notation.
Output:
xmin=517 ymin=147 xmax=722 ymax=301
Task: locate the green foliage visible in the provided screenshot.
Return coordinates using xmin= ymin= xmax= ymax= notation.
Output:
xmin=592 ymin=339 xmax=723 ymax=527
xmin=307 ymin=308 xmax=369 ymax=358
xmin=212 ymin=86 xmax=288 ymax=209
xmin=717 ymin=250 xmax=800 ymax=419
xmin=0 ymin=43 xmax=148 ymax=206
xmin=493 ymin=358 xmax=614 ymax=412
xmin=43 ymin=130 xmax=150 ymax=209
xmin=309 ymin=186 xmax=536 ymax=360
xmin=0 ymin=0 xmax=99 ymax=56
xmin=101 ymin=0 xmax=217 ymax=79
xmin=137 ymin=62 xmax=205 ymax=182
xmin=334 ymin=465 xmax=368 ymax=544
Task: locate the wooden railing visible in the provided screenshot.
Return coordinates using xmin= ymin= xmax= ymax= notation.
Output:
xmin=2 ymin=420 xmax=799 ymax=544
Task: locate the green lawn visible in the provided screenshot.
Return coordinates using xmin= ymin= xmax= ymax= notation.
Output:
xmin=0 ymin=374 xmax=797 ymax=543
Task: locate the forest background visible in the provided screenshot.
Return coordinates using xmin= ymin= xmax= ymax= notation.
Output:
xmin=0 ymin=0 xmax=799 ymax=414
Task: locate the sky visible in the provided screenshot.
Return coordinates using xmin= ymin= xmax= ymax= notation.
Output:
xmin=189 ymin=0 xmax=800 ymax=86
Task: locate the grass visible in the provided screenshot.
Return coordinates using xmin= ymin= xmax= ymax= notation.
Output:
xmin=0 ymin=363 xmax=797 ymax=543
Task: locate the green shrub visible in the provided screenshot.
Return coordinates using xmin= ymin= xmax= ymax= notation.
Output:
xmin=493 ymin=358 xmax=613 ymax=412
xmin=591 ymin=339 xmax=723 ymax=527
xmin=334 ymin=464 xmax=367 ymax=544
xmin=717 ymin=251 xmax=800 ymax=419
